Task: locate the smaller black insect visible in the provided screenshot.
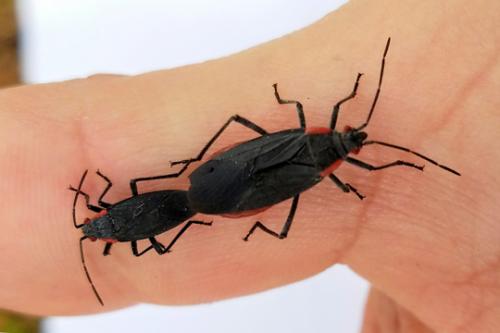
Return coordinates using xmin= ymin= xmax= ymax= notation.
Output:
xmin=69 ymin=170 xmax=211 ymax=306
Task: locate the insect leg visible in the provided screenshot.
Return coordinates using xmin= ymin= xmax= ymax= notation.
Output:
xmin=95 ymin=170 xmax=113 ymax=208
xmin=363 ymin=140 xmax=461 ymax=176
xmin=131 ymin=241 xmax=153 ymax=257
xmin=130 ymin=167 xmax=188 ymax=196
xmin=329 ymin=174 xmax=365 ymax=200
xmin=243 ymin=195 xmax=300 ymax=241
xmin=149 ymin=237 xmax=167 ymax=254
xmin=131 ymin=221 xmax=213 ymax=256
xmin=131 ymin=238 xmax=165 ymax=256
xmin=162 ymin=220 xmax=212 ymax=253
xmin=102 ymin=243 xmax=113 ymax=256
xmin=272 ymin=83 xmax=306 ymax=128
xmin=329 ymin=73 xmax=363 ymax=130
xmin=80 ymin=236 xmax=104 ymax=306
xmin=171 ymin=115 xmax=267 ymax=166
xmin=131 ymin=115 xmax=267 ymax=196
xmin=346 ymin=156 xmax=424 ymax=172
xmin=69 ymin=186 xmax=103 ymax=213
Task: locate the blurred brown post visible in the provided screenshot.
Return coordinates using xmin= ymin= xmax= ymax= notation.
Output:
xmin=0 ymin=0 xmax=20 ymax=87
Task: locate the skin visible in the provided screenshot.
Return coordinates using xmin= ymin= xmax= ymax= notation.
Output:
xmin=0 ymin=0 xmax=498 ymax=332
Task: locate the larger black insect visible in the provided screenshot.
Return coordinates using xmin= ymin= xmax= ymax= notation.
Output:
xmin=70 ymin=170 xmax=211 ymax=305
xmin=130 ymin=37 xmax=460 ymax=242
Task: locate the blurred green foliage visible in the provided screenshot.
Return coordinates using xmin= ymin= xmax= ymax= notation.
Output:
xmin=0 ymin=312 xmax=39 ymax=333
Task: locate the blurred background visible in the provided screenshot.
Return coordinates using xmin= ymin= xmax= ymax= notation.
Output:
xmin=1 ymin=0 xmax=370 ymax=332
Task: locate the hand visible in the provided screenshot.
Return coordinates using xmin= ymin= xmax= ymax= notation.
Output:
xmin=0 ymin=1 xmax=497 ymax=332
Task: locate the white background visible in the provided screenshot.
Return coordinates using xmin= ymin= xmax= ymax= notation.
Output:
xmin=16 ymin=1 xmax=370 ymax=332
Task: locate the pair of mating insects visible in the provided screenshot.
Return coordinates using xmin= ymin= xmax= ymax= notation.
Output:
xmin=70 ymin=38 xmax=460 ymax=305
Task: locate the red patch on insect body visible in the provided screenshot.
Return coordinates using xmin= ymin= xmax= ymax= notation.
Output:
xmin=100 ymin=238 xmax=118 ymax=243
xmin=222 ymin=205 xmax=272 ymax=218
xmin=305 ymin=127 xmax=332 ymax=135
xmin=320 ymin=159 xmax=343 ymax=177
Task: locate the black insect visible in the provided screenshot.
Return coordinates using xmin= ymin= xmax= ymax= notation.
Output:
xmin=70 ymin=170 xmax=212 ymax=305
xmin=130 ymin=37 xmax=460 ymax=242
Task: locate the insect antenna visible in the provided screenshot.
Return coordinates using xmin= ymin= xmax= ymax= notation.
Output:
xmin=356 ymin=37 xmax=391 ymax=131
xmin=363 ymin=140 xmax=461 ymax=176
xmin=80 ymin=236 xmax=104 ymax=306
